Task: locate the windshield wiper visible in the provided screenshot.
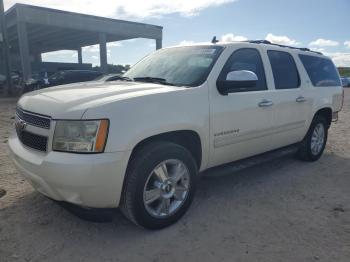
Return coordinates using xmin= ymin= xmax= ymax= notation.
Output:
xmin=133 ymin=77 xmax=177 ymax=86
xmin=115 ymin=76 xmax=133 ymax=81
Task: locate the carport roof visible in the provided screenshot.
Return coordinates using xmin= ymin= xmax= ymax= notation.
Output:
xmin=5 ymin=4 xmax=163 ymax=54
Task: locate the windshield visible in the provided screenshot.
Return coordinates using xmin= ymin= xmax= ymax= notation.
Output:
xmin=124 ymin=46 xmax=224 ymax=87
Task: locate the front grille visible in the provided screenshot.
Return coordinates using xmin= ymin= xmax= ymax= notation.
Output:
xmin=16 ymin=128 xmax=48 ymax=152
xmin=16 ymin=107 xmax=51 ymax=129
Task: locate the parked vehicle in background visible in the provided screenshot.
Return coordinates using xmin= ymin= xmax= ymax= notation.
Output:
xmin=23 ymin=71 xmax=119 ymax=94
xmin=0 ymin=74 xmax=6 ymax=85
xmin=0 ymin=74 xmax=6 ymax=83
xmin=10 ymin=71 xmax=25 ymax=95
xmin=94 ymin=74 xmax=124 ymax=82
xmin=23 ymin=71 xmax=52 ymax=93
xmin=47 ymin=70 xmax=103 ymax=87
xmin=45 ymin=70 xmax=102 ymax=87
xmin=9 ymin=41 xmax=343 ymax=229
xmin=0 ymin=72 xmax=25 ymax=95
xmin=24 ymin=70 xmax=104 ymax=93
xmin=0 ymin=74 xmax=6 ymax=92
xmin=341 ymin=77 xmax=350 ymax=87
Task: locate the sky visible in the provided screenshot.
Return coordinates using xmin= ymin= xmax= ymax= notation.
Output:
xmin=4 ymin=0 xmax=350 ymax=67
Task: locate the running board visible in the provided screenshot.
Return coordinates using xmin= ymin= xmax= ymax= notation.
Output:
xmin=202 ymin=144 xmax=299 ymax=178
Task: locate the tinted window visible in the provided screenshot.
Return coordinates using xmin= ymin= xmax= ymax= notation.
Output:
xmin=66 ymin=71 xmax=100 ymax=82
xmin=218 ymin=48 xmax=267 ymax=92
xmin=62 ymin=72 xmax=74 ymax=83
xmin=267 ymin=51 xmax=300 ymax=89
xmin=299 ymin=55 xmax=341 ymax=87
xmin=68 ymin=72 xmax=83 ymax=82
xmin=83 ymin=72 xmax=100 ymax=81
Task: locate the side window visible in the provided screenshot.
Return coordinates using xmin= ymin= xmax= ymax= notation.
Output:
xmin=62 ymin=72 xmax=73 ymax=83
xmin=69 ymin=72 xmax=81 ymax=82
xmin=299 ymin=55 xmax=341 ymax=87
xmin=218 ymin=48 xmax=267 ymax=92
xmin=83 ymin=72 xmax=95 ymax=81
xmin=267 ymin=50 xmax=300 ymax=89
xmin=85 ymin=72 xmax=101 ymax=81
xmin=77 ymin=72 xmax=92 ymax=82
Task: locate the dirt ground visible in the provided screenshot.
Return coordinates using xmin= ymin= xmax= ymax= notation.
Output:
xmin=1 ymin=90 xmax=350 ymax=262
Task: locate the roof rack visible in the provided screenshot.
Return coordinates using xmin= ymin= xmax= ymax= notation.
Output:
xmin=245 ymin=40 xmax=323 ymax=55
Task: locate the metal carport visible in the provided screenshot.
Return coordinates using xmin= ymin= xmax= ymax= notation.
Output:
xmin=4 ymin=3 xmax=163 ymax=80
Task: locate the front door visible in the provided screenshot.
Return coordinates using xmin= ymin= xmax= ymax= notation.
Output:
xmin=208 ymin=47 xmax=276 ymax=167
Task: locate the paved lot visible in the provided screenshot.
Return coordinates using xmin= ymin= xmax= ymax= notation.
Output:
xmin=1 ymin=90 xmax=350 ymax=262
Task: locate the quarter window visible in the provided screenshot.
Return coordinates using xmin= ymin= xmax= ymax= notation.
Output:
xmin=267 ymin=50 xmax=300 ymax=89
xmin=218 ymin=48 xmax=267 ymax=92
xmin=299 ymin=55 xmax=341 ymax=87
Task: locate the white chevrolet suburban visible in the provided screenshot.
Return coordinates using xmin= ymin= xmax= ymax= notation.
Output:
xmin=9 ymin=40 xmax=343 ymax=229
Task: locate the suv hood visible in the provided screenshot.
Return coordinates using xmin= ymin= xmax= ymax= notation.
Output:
xmin=18 ymin=81 xmax=185 ymax=119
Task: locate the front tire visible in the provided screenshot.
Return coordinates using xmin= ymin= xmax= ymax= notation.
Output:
xmin=297 ymin=115 xmax=328 ymax=162
xmin=120 ymin=141 xmax=198 ymax=229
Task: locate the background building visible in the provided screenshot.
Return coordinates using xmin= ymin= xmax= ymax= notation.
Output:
xmin=0 ymin=3 xmax=162 ymax=83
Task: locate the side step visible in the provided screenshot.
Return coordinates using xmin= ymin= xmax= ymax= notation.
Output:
xmin=202 ymin=144 xmax=299 ymax=178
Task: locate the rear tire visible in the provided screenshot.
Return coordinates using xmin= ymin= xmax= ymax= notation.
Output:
xmin=120 ymin=141 xmax=198 ymax=229
xmin=297 ymin=115 xmax=328 ymax=162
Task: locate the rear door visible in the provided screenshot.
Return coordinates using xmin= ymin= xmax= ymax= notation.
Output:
xmin=264 ymin=49 xmax=311 ymax=147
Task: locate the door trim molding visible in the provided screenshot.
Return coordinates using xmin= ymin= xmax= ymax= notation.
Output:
xmin=214 ymin=120 xmax=305 ymax=148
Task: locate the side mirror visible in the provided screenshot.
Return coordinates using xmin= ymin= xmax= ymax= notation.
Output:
xmin=217 ymin=70 xmax=258 ymax=95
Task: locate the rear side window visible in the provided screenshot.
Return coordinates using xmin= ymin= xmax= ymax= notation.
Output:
xmin=267 ymin=50 xmax=300 ymax=89
xmin=299 ymin=55 xmax=341 ymax=87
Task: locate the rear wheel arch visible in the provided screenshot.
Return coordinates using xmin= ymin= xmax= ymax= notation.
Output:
xmin=313 ymin=107 xmax=332 ymax=129
xmin=297 ymin=114 xmax=328 ymax=162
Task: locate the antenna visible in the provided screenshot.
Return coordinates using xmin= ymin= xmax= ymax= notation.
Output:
xmin=211 ymin=36 xmax=219 ymax=44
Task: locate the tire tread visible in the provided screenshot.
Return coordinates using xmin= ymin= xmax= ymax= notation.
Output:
xmin=120 ymin=141 xmax=197 ymax=228
xmin=297 ymin=115 xmax=328 ymax=162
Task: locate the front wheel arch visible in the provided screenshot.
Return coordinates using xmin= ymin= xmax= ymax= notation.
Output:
xmin=128 ymin=130 xmax=203 ymax=169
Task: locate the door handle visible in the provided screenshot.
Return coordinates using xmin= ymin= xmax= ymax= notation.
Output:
xmin=296 ymin=96 xmax=307 ymax=103
xmin=258 ymin=100 xmax=273 ymax=107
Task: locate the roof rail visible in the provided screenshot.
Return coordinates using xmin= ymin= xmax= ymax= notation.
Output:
xmin=246 ymin=40 xmax=271 ymax=45
xmin=245 ymin=40 xmax=323 ymax=55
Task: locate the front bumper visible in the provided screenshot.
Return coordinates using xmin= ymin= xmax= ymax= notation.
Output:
xmin=8 ymin=133 xmax=131 ymax=208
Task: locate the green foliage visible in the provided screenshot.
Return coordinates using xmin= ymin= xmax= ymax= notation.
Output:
xmin=338 ymin=67 xmax=350 ymax=77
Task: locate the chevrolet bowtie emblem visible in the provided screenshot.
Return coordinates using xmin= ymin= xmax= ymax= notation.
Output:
xmin=15 ymin=119 xmax=27 ymax=131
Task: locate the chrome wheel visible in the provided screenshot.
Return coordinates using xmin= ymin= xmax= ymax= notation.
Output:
xmin=311 ymin=123 xmax=325 ymax=155
xmin=143 ymin=159 xmax=190 ymax=218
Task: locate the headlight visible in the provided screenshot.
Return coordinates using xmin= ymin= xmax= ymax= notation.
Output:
xmin=53 ymin=120 xmax=109 ymax=153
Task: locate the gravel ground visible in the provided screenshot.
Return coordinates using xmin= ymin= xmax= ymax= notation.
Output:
xmin=0 ymin=90 xmax=350 ymax=262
